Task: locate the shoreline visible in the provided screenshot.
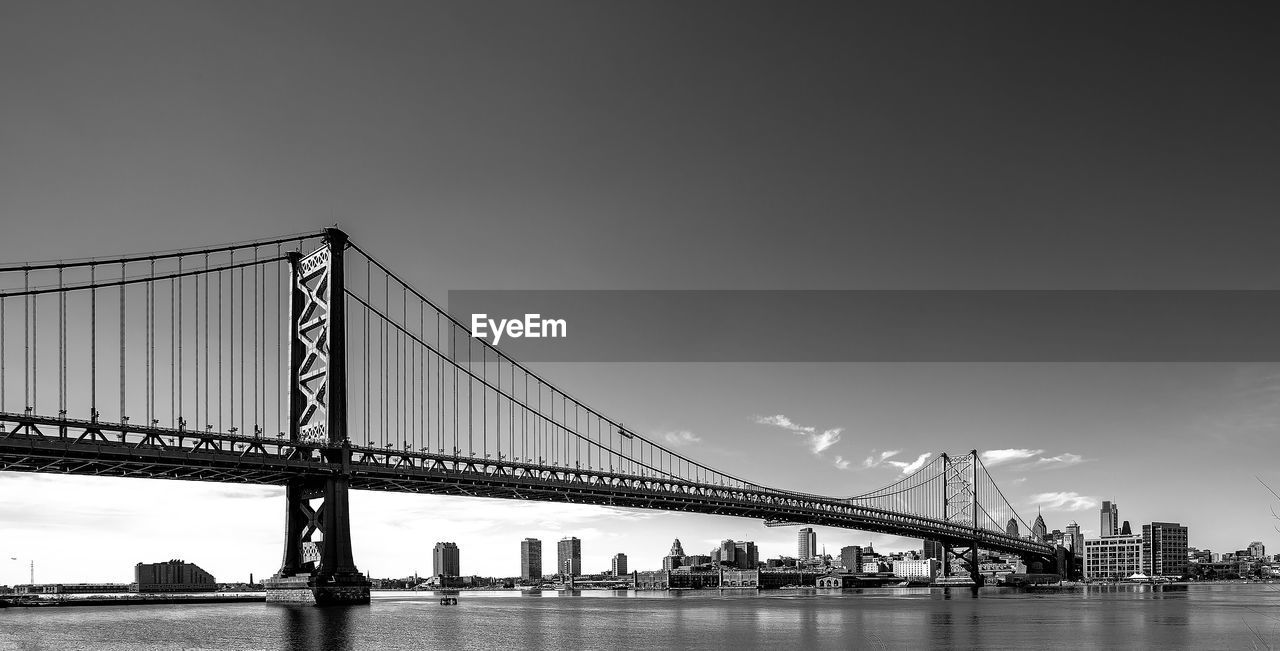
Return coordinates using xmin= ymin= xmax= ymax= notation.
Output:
xmin=1 ymin=594 xmax=266 ymax=608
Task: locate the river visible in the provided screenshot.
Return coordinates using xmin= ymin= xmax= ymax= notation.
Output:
xmin=2 ymin=584 xmax=1278 ymax=649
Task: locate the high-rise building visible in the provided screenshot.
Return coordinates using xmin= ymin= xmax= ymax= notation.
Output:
xmin=1120 ymin=521 xmax=1132 ymax=536
xmin=1032 ymin=511 xmax=1047 ymax=541
xmin=520 ymin=538 xmax=542 ymax=581
xmin=798 ymin=528 xmax=817 ymax=561
xmin=1101 ymin=501 xmax=1119 ymax=538
xmin=1248 ymin=541 xmax=1266 ymax=558
xmin=433 ymin=542 xmax=460 ymax=577
xmin=557 ymin=537 xmax=582 ymax=577
xmin=1142 ymin=522 xmax=1189 ymax=578
xmin=733 ymin=541 xmax=759 ymax=570
xmin=1084 ymin=535 xmax=1142 ymax=581
xmin=841 ymin=545 xmax=863 ymax=571
xmin=922 ymin=540 xmax=944 ymax=561
xmin=663 ymin=539 xmax=686 ymax=570
xmin=612 ymin=553 xmax=628 ymax=576
xmin=1005 ymin=519 xmax=1020 ymax=538
xmin=1066 ymin=521 xmax=1083 ymax=554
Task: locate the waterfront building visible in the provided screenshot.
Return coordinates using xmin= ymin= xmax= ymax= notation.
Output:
xmin=798 ymin=528 xmax=817 ymax=561
xmin=135 ymin=560 xmax=216 ymax=593
xmin=1142 ymin=522 xmax=1189 ymax=578
xmin=1249 ymin=541 xmax=1266 ymax=558
xmin=1100 ymin=501 xmax=1119 ymax=538
xmin=892 ymin=559 xmax=940 ymax=581
xmin=612 ymin=553 xmax=628 ymax=576
xmin=841 ymin=545 xmax=863 ymax=572
xmin=433 ymin=542 xmax=460 ymax=578
xmin=683 ymin=554 xmax=712 ymax=567
xmin=520 ymin=538 xmax=542 ymax=580
xmin=1083 ymin=535 xmax=1142 ymax=581
xmin=557 ymin=537 xmax=582 ymax=577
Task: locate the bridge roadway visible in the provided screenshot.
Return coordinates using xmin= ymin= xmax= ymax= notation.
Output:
xmin=0 ymin=411 xmax=1054 ymax=559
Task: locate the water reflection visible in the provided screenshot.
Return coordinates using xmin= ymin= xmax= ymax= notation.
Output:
xmin=274 ymin=603 xmax=364 ymax=651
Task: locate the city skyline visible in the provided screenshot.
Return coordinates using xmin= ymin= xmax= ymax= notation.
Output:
xmin=3 ymin=1 xmax=1280 ymax=583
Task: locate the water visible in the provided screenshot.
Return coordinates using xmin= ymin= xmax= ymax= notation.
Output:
xmin=3 ymin=584 xmax=1278 ymax=650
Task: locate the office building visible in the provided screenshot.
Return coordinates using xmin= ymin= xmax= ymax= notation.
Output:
xmin=1142 ymin=522 xmax=1189 ymax=578
xmin=520 ymin=538 xmax=542 ymax=581
xmin=922 ymin=540 xmax=944 ymax=561
xmin=841 ymin=545 xmax=863 ymax=572
xmin=664 ymin=539 xmax=686 ymax=570
xmin=1031 ymin=511 xmax=1047 ymax=541
xmin=1083 ymin=535 xmax=1142 ymax=581
xmin=1101 ymin=501 xmax=1119 ymax=538
xmin=734 ymin=541 xmax=759 ymax=570
xmin=1005 ymin=519 xmax=1020 ymax=538
xmin=1249 ymin=541 xmax=1266 ymax=559
xmin=134 ymin=560 xmax=216 ymax=593
xmin=433 ymin=542 xmax=460 ymax=577
xmin=1066 ymin=521 xmax=1083 ymax=554
xmin=798 ymin=528 xmax=817 ymax=561
xmin=612 ymin=553 xmax=628 ymax=576
xmin=557 ymin=537 xmax=582 ymax=577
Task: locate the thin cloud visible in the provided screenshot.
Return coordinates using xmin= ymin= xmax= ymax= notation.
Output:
xmin=980 ymin=449 xmax=1043 ymax=467
xmin=753 ymin=414 xmax=841 ymax=456
xmin=661 ymin=430 xmax=702 ymax=446
xmin=862 ymin=450 xmax=901 ymax=469
xmin=834 ymin=456 xmax=851 ymax=470
xmin=886 ymin=452 xmax=932 ymax=475
xmin=1032 ymin=453 xmax=1085 ymax=469
xmin=1031 ymin=491 xmax=1098 ymax=511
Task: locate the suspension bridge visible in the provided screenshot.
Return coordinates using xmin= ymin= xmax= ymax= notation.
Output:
xmin=0 ymin=228 xmax=1056 ymax=604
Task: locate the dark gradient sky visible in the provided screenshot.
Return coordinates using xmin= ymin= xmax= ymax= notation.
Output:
xmin=2 ymin=1 xmax=1279 ymax=580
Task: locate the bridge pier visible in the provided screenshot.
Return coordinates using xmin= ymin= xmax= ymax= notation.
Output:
xmin=264 ymin=230 xmax=370 ymax=606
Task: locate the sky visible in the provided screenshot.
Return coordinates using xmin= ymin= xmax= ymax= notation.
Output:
xmin=2 ymin=1 xmax=1280 ymax=583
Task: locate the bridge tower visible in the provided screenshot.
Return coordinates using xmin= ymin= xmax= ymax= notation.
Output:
xmin=264 ymin=228 xmax=371 ymax=605
xmin=940 ymin=449 xmax=984 ymax=586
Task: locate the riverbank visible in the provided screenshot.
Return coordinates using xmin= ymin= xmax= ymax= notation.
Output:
xmin=0 ymin=594 xmax=265 ymax=608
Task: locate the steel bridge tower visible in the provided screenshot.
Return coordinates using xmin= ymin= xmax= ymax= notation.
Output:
xmin=263 ymin=228 xmax=371 ymax=605
xmin=940 ymin=449 xmax=983 ymax=586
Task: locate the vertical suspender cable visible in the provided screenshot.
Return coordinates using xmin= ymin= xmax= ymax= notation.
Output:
xmin=120 ymin=261 xmax=126 ymax=422
xmin=277 ymin=245 xmax=282 ymax=436
xmin=229 ymin=250 xmax=235 ymax=432
xmin=170 ymin=269 xmax=174 ymax=426
xmin=218 ymin=264 xmax=223 ymax=432
xmin=177 ymin=258 xmax=183 ymax=426
xmin=58 ymin=268 xmax=65 ymax=418
xmin=91 ymin=265 xmax=97 ymax=420
xmin=23 ymin=269 xmax=29 ymax=411
xmin=1 ymin=295 xmax=5 ymax=412
xmin=193 ymin=260 xmax=198 ymax=429
xmin=204 ymin=253 xmax=209 ymax=428
xmin=253 ymin=247 xmax=259 ymax=433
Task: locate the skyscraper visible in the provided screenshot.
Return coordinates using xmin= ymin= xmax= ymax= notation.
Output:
xmin=612 ymin=553 xmax=628 ymax=576
xmin=1005 ymin=518 xmax=1020 ymax=537
xmin=1142 ymin=522 xmax=1189 ymax=578
xmin=520 ymin=538 xmax=542 ymax=581
xmin=841 ymin=545 xmax=863 ymax=571
xmin=798 ymin=528 xmax=817 ymax=561
xmin=557 ymin=537 xmax=582 ymax=577
xmin=663 ymin=538 xmax=685 ymax=570
xmin=1120 ymin=520 xmax=1132 ymax=536
xmin=733 ymin=541 xmax=759 ymax=569
xmin=922 ymin=540 xmax=944 ymax=561
xmin=433 ymin=542 xmax=460 ymax=577
xmin=1249 ymin=541 xmax=1266 ymax=558
xmin=1100 ymin=501 xmax=1119 ymax=538
xmin=1065 ymin=521 xmax=1083 ymax=554
xmin=1032 ymin=511 xmax=1047 ymax=541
